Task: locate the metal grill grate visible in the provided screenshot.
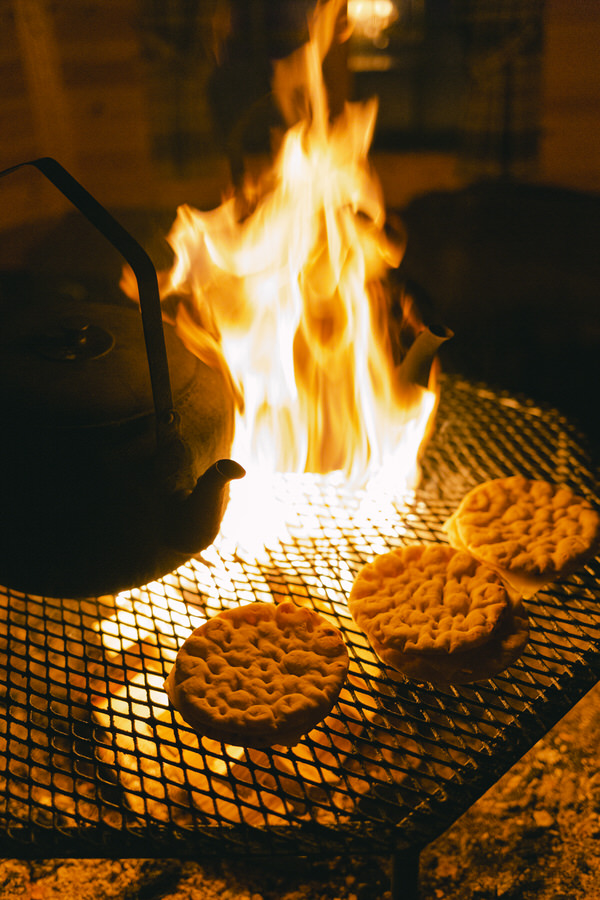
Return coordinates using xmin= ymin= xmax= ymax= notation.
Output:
xmin=1 ymin=376 xmax=600 ymax=859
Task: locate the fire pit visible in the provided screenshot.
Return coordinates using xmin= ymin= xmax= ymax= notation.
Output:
xmin=1 ymin=7 xmax=599 ymax=899
xmin=1 ymin=376 xmax=599 ymax=900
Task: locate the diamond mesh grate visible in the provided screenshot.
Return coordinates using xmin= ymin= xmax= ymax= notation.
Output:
xmin=1 ymin=376 xmax=599 ymax=859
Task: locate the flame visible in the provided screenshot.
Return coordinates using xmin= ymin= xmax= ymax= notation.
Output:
xmin=123 ymin=0 xmax=439 ymax=551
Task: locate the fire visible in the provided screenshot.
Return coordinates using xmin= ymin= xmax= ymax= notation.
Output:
xmin=347 ymin=1 xmax=399 ymax=41
xmin=123 ymin=0 xmax=442 ymax=552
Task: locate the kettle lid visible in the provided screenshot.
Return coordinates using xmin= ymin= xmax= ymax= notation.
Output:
xmin=0 ymin=291 xmax=199 ymax=428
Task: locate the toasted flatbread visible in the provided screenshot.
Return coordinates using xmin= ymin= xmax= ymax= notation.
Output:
xmin=445 ymin=476 xmax=600 ymax=597
xmin=164 ymin=601 xmax=349 ymax=748
xmin=348 ymin=543 xmax=528 ymax=684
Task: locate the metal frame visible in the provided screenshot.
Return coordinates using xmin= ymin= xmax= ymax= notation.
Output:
xmin=1 ymin=377 xmax=599 ymax=900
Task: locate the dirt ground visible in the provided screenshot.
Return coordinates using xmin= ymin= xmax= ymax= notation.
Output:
xmin=2 ymin=678 xmax=600 ymax=900
xmin=420 ymin=679 xmax=600 ymax=899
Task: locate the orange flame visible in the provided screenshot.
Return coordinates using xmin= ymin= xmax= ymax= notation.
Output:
xmin=124 ymin=0 xmax=440 ymax=550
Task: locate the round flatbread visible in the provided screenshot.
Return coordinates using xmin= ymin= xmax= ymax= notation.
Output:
xmin=348 ymin=543 xmax=529 ymax=684
xmin=445 ymin=476 xmax=600 ymax=597
xmin=164 ymin=601 xmax=349 ymax=748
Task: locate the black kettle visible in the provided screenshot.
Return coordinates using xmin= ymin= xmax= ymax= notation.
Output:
xmin=0 ymin=158 xmax=244 ymax=598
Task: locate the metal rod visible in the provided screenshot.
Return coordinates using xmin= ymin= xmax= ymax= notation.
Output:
xmin=391 ymin=845 xmax=421 ymax=900
xmin=0 ymin=157 xmax=174 ymax=425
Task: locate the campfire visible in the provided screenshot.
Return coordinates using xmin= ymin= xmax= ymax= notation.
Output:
xmin=121 ymin=0 xmax=444 ymax=555
xmin=4 ymin=8 xmax=600 ymax=899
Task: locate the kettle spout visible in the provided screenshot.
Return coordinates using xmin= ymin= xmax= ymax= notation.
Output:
xmin=163 ymin=458 xmax=245 ymax=554
xmin=396 ymin=322 xmax=453 ymax=391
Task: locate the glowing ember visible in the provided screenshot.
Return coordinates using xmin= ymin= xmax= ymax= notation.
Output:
xmin=123 ymin=0 xmax=443 ymax=552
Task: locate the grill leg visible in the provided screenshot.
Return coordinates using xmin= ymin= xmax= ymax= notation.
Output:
xmin=391 ymin=845 xmax=421 ymax=900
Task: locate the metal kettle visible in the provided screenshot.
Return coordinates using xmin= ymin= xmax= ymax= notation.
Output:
xmin=0 ymin=158 xmax=244 ymax=598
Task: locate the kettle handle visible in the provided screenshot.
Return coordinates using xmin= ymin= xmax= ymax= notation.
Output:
xmin=0 ymin=157 xmax=175 ymax=427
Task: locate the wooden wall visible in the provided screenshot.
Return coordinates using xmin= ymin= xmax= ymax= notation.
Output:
xmin=539 ymin=0 xmax=600 ymax=193
xmin=0 ymin=0 xmax=598 ymax=244
xmin=0 ymin=0 xmax=231 ymax=244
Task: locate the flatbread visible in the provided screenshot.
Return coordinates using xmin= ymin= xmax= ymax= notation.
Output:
xmin=445 ymin=476 xmax=600 ymax=598
xmin=348 ymin=543 xmax=528 ymax=684
xmin=164 ymin=601 xmax=349 ymax=748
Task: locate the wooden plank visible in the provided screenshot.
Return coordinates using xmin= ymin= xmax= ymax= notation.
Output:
xmin=11 ymin=0 xmax=77 ymax=174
